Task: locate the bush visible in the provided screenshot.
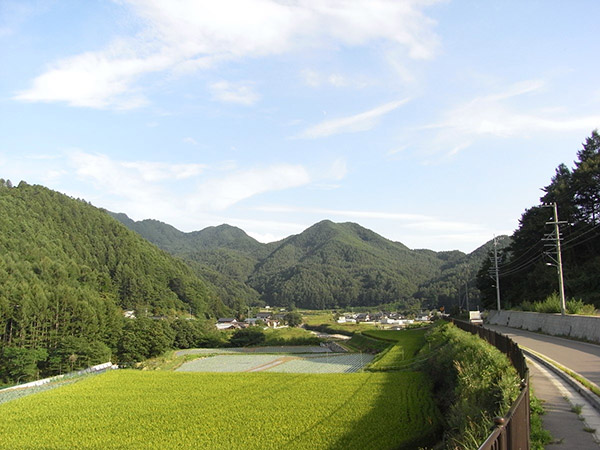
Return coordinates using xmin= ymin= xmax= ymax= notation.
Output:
xmin=229 ymin=327 xmax=266 ymax=347
xmin=566 ymin=298 xmax=597 ymax=315
xmin=521 ymin=293 xmax=597 ymax=315
xmin=534 ymin=293 xmax=561 ymax=313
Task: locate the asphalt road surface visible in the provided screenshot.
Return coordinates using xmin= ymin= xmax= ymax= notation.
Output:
xmin=485 ymin=324 xmax=600 ymax=386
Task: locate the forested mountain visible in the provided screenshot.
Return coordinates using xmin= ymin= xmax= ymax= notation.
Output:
xmin=476 ymin=130 xmax=600 ymax=308
xmin=0 ymin=181 xmax=227 ymax=382
xmin=248 ymin=220 xmax=444 ymax=309
xmin=109 ymin=215 xmax=274 ymax=258
xmin=108 ymin=214 xmax=264 ymax=308
xmin=415 ymin=237 xmax=510 ymax=312
xmin=114 ymin=215 xmax=495 ymax=311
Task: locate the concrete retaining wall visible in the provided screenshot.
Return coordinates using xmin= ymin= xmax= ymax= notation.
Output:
xmin=488 ymin=310 xmax=600 ymax=344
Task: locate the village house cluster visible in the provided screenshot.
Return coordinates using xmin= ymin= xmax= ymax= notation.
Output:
xmin=216 ymin=309 xmax=287 ymax=330
xmin=337 ymin=312 xmax=431 ymax=328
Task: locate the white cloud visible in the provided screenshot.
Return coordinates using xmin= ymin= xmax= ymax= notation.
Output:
xmin=301 ymin=69 xmax=368 ymax=88
xmin=209 ymin=81 xmax=260 ymax=105
xmin=423 ymin=80 xmax=600 ymax=155
xmin=67 ymin=152 xmax=206 ymax=217
xmin=15 ymin=39 xmax=170 ymax=108
xmin=182 ymin=137 xmax=198 ymax=145
xmin=298 ymin=99 xmax=410 ymax=138
xmin=15 ymin=0 xmax=442 ymax=109
xmin=254 ymin=205 xmax=433 ymax=222
xmin=191 ymin=164 xmax=311 ymax=210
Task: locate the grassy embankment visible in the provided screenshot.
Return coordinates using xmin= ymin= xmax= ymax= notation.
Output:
xmin=418 ymin=322 xmax=522 ymax=449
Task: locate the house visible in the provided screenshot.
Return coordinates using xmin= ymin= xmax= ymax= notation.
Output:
xmin=123 ymin=310 xmax=136 ymax=319
xmin=371 ymin=312 xmax=386 ymax=322
xmin=265 ymin=319 xmax=280 ymax=328
xmin=380 ymin=317 xmax=400 ymax=325
xmin=256 ymin=312 xmax=272 ymax=320
xmin=216 ymin=318 xmax=244 ymax=330
xmin=356 ymin=313 xmax=370 ymax=322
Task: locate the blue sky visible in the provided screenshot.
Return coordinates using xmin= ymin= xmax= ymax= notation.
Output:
xmin=2 ymin=0 xmax=600 ymax=252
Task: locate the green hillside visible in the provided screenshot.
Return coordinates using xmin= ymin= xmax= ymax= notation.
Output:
xmin=414 ymin=237 xmax=511 ymax=312
xmin=249 ymin=220 xmax=445 ymax=309
xmin=114 ymin=215 xmax=496 ymax=310
xmin=0 ymin=181 xmax=227 ymax=381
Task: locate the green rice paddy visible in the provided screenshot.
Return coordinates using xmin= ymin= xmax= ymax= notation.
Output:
xmin=0 ymin=370 xmax=441 ymax=449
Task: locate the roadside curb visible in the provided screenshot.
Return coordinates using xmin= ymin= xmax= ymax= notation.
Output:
xmin=522 ymin=347 xmax=600 ymax=414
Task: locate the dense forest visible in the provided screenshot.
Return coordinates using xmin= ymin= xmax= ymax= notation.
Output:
xmin=0 ymin=182 xmax=228 ymax=384
xmin=113 ymin=215 xmax=498 ymax=312
xmin=477 ymin=131 xmax=600 ymax=308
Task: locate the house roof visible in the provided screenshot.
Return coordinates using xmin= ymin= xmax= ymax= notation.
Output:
xmin=217 ymin=318 xmax=237 ymax=323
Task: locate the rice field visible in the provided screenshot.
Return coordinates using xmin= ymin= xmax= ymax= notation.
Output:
xmin=177 ymin=353 xmax=374 ymax=373
xmin=0 ymin=370 xmax=441 ymax=449
xmin=366 ymin=328 xmax=428 ymax=372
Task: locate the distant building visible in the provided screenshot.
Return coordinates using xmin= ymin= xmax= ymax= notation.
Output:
xmin=256 ymin=312 xmax=272 ymax=320
xmin=216 ymin=318 xmax=244 ymax=330
xmin=356 ymin=313 xmax=370 ymax=322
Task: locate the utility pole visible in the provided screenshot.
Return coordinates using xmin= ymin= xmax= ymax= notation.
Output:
xmin=543 ymin=203 xmax=567 ymax=315
xmin=465 ymin=278 xmax=470 ymax=312
xmin=493 ymin=237 xmax=501 ymax=311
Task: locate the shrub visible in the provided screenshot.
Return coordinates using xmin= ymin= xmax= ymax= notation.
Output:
xmin=522 ymin=293 xmax=597 ymax=315
xmin=566 ymin=298 xmax=597 ymax=315
xmin=534 ymin=293 xmax=561 ymax=313
xmin=229 ymin=327 xmax=266 ymax=347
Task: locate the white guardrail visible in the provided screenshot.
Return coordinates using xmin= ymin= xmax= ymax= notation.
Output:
xmin=0 ymin=362 xmax=117 ymax=392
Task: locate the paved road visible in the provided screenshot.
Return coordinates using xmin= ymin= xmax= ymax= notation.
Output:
xmin=485 ymin=325 xmax=600 ymax=448
xmin=485 ymin=324 xmax=600 ymax=386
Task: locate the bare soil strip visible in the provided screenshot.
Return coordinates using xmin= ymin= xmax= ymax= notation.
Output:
xmin=245 ymin=356 xmax=297 ymax=372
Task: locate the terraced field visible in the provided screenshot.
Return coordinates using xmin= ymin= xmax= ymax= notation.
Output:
xmin=0 ymin=370 xmax=441 ymax=449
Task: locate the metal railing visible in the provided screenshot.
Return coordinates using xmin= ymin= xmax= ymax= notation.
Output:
xmin=451 ymin=319 xmax=530 ymax=450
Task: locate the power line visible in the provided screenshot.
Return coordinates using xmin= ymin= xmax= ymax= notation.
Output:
xmin=496 ymin=240 xmax=544 ymax=270
xmin=498 ymin=254 xmax=544 ymax=278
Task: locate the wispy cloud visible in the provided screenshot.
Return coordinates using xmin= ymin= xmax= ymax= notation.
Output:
xmin=422 ymin=80 xmax=600 ymax=156
xmin=254 ymin=205 xmax=433 ymax=222
xmin=301 ymin=69 xmax=369 ymax=88
xmin=298 ymin=99 xmax=410 ymax=139
xmin=209 ymin=80 xmax=260 ymax=105
xmin=182 ymin=137 xmax=198 ymax=145
xmin=190 ymin=165 xmax=312 ymax=210
xmin=15 ymin=0 xmax=441 ymax=109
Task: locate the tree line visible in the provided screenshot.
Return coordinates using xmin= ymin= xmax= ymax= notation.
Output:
xmin=477 ymin=131 xmax=600 ymax=308
xmin=0 ymin=182 xmax=229 ymax=385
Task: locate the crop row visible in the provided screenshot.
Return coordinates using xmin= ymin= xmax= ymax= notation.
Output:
xmin=0 ymin=370 xmax=441 ymax=449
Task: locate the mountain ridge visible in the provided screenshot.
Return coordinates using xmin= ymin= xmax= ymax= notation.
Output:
xmin=112 ymin=213 xmax=502 ymax=311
